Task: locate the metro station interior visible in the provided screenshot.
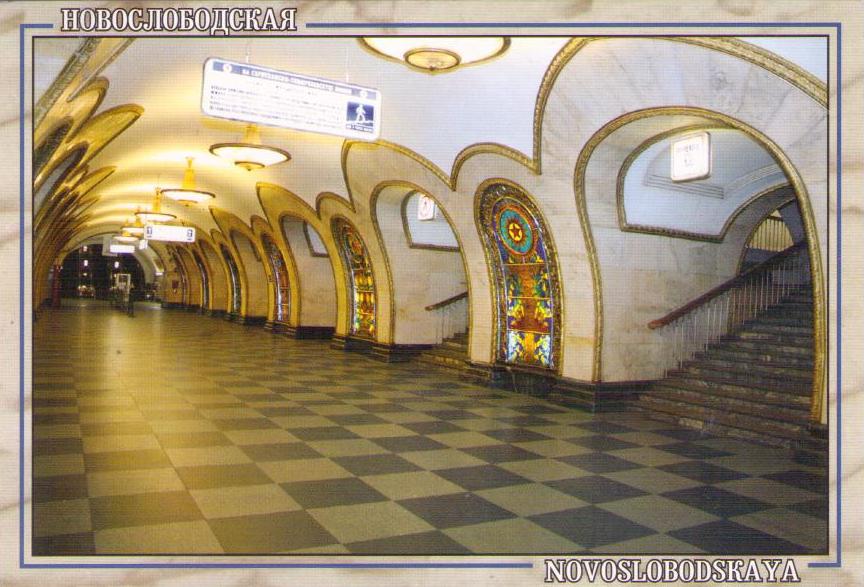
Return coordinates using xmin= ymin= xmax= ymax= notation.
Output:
xmin=32 ymin=36 xmax=828 ymax=555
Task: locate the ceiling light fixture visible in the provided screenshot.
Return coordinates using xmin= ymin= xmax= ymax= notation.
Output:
xmin=121 ymin=216 xmax=145 ymax=236
xmin=210 ymin=125 xmax=291 ymax=171
xmin=113 ymin=234 xmax=139 ymax=244
xmin=135 ymin=188 xmax=176 ymax=223
xmin=360 ymin=37 xmax=510 ymax=73
xmin=162 ymin=157 xmax=216 ymax=205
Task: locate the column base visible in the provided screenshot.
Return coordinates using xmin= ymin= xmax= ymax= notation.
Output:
xmin=283 ymin=325 xmax=335 ymax=340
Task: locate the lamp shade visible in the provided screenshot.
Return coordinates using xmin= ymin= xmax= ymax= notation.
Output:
xmin=360 ymin=37 xmax=509 ymax=73
xmin=210 ymin=125 xmax=291 ymax=171
xmin=162 ymin=158 xmax=216 ymax=205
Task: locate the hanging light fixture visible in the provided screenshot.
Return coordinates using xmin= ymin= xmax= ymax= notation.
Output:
xmin=135 ymin=187 xmax=176 ymax=223
xmin=360 ymin=37 xmax=509 ymax=73
xmin=162 ymin=157 xmax=216 ymax=205
xmin=120 ymin=216 xmax=145 ymax=236
xmin=210 ymin=125 xmax=291 ymax=171
xmin=113 ymin=233 xmax=139 ymax=244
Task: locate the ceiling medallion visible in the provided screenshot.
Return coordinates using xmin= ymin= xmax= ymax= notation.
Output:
xmin=360 ymin=37 xmax=509 ymax=73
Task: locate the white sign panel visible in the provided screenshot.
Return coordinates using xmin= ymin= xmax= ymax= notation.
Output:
xmin=109 ymin=244 xmax=135 ymax=254
xmin=145 ymin=224 xmax=196 ymax=243
xmin=202 ymin=58 xmax=381 ymax=141
xmin=417 ymin=194 xmax=437 ymax=221
xmin=138 ymin=239 xmax=149 ymax=250
xmin=101 ymin=235 xmax=117 ymax=256
xmin=671 ymin=132 xmax=711 ymax=182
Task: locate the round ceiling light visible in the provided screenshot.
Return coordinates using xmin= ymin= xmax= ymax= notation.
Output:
xmin=113 ymin=234 xmax=139 ymax=244
xmin=210 ymin=125 xmax=291 ymax=171
xmin=135 ymin=188 xmax=176 ymax=223
xmin=360 ymin=37 xmax=509 ymax=73
xmin=162 ymin=157 xmax=216 ymax=205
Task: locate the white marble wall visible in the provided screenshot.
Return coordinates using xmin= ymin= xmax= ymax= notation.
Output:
xmin=282 ymin=219 xmax=337 ymax=328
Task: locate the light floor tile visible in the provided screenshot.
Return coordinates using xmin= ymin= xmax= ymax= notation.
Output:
xmin=87 ymin=467 xmax=186 ymax=497
xmin=309 ymin=501 xmax=434 ymax=544
xmin=498 ymin=459 xmax=592 ymax=483
xmin=477 ymin=483 xmax=588 ymax=517
xmin=191 ymin=484 xmax=301 ymax=519
xmin=33 ymin=424 xmax=82 ymax=439
xmin=271 ymin=416 xmax=336 ymax=429
xmin=428 ymin=431 xmax=500 ymax=449
xmin=222 ymin=429 xmax=299 ymax=445
xmin=34 ymin=454 xmax=85 ymax=478
xmin=607 ymin=446 xmax=693 ymax=467
xmin=362 ymin=471 xmax=464 ymax=500
xmin=148 ymin=419 xmax=219 ymax=434
xmin=513 ymin=439 xmax=593 ymax=458
xmin=344 ymin=423 xmax=415 ymax=438
xmin=166 ymin=446 xmax=252 ymax=467
xmin=598 ymin=495 xmax=720 ymax=532
xmin=306 ymin=439 xmax=390 ymax=457
xmin=82 ymin=434 xmax=161 ymax=454
xmin=94 ymin=520 xmax=222 ymax=554
xmin=604 ymin=467 xmax=703 ymax=494
xmin=593 ymin=533 xmax=705 ymax=554
xmin=400 ymin=449 xmax=487 ymax=470
xmin=714 ymin=477 xmax=822 ymax=505
xmin=731 ymin=508 xmax=827 ymax=551
xmin=445 ymin=518 xmax=582 ymax=553
xmin=258 ymin=458 xmax=352 ymax=483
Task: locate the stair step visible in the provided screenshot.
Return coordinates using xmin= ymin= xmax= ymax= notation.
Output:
xmin=700 ymin=348 xmax=814 ymax=369
xmin=662 ymin=374 xmax=812 ymax=405
xmin=743 ymin=322 xmax=812 ymax=336
xmin=721 ymin=338 xmax=813 ymax=357
xmin=679 ymin=365 xmax=811 ymax=393
xmin=440 ymin=341 xmax=468 ymax=352
xmin=736 ymin=330 xmax=813 ymax=347
xmin=649 ymin=385 xmax=810 ymax=425
xmin=689 ymin=358 xmax=812 ymax=381
xmin=753 ymin=314 xmax=812 ymax=327
xmin=639 ymin=395 xmax=808 ymax=442
xmin=417 ymin=354 xmax=468 ymax=370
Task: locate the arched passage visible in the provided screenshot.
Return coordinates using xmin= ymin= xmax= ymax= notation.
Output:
xmin=373 ymin=184 xmax=468 ymax=345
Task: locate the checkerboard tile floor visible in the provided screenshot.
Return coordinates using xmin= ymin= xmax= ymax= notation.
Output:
xmin=31 ymin=301 xmax=828 ymax=555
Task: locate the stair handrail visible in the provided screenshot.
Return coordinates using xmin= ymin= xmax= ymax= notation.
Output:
xmin=424 ymin=290 xmax=468 ymax=311
xmin=648 ymin=241 xmax=807 ymax=330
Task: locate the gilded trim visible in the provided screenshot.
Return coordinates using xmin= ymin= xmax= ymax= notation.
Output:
xmin=474 ymin=177 xmax=565 ymax=376
xmin=399 ymin=191 xmax=460 ymax=253
xmin=574 ymin=106 xmax=825 ymax=420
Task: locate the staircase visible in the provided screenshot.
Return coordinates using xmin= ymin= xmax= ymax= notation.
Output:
xmin=640 ymin=284 xmax=826 ymax=463
xmin=418 ymin=330 xmax=469 ymax=372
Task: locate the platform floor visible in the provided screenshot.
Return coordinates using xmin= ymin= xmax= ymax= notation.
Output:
xmin=31 ymin=300 xmax=827 ymax=555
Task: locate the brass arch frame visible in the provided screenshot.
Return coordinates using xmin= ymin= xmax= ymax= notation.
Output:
xmin=734 ymin=198 xmax=799 ymax=276
xmin=330 ymin=214 xmax=380 ymax=340
xmin=399 ymin=191 xmax=460 ymax=252
xmin=211 ymin=230 xmax=243 ymax=316
xmin=196 ymin=238 xmax=230 ymax=312
xmin=574 ymin=106 xmax=825 ymax=421
xmin=616 ymin=124 xmax=794 ymax=242
xmin=251 ymin=214 xmax=302 ymax=327
xmin=474 ymin=177 xmax=565 ymax=376
xmin=370 ymin=181 xmax=472 ymax=349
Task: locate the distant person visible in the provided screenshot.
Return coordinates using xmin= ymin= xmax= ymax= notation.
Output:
xmin=126 ymin=285 xmax=135 ymax=317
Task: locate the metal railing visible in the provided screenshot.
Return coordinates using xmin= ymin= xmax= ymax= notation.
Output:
xmin=746 ymin=216 xmax=793 ymax=252
xmin=649 ymin=242 xmax=810 ymax=375
xmin=425 ymin=290 xmax=468 ymax=343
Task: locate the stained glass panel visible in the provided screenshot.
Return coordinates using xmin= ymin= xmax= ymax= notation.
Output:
xmin=332 ymin=218 xmax=376 ymax=338
xmin=261 ymin=234 xmax=290 ymax=323
xmin=478 ymin=183 xmax=560 ymax=370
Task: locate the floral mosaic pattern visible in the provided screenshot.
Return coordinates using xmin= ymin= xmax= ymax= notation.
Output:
xmin=478 ymin=183 xmax=560 ymax=369
xmin=332 ymin=218 xmax=376 ymax=338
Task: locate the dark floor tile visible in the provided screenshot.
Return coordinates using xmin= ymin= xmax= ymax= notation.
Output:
xmin=333 ymin=454 xmax=422 ymax=476
xmin=32 ymin=532 xmax=96 ymax=556
xmin=545 ymin=476 xmax=648 ymax=504
xmin=141 ymin=409 xmax=201 ymax=421
xmin=372 ymin=435 xmax=449 ymax=453
xmin=33 ymin=398 xmax=78 ymax=408
xmin=347 ymin=530 xmax=472 ymax=554
xmin=398 ymin=492 xmax=516 ymax=529
xmin=567 ymin=435 xmax=640 ymax=452
xmin=84 ymin=449 xmax=172 ymax=472
xmin=288 ymin=426 xmax=360 ymax=441
xmin=669 ymin=520 xmax=813 ymax=554
xmin=573 ymin=421 xmax=635 ymax=435
xmin=233 ymin=393 xmax=286 ymax=403
xmin=176 ymin=463 xmax=273 ymax=490
xmin=495 ymin=415 xmax=556 ymax=427
xmin=655 ymin=442 xmax=733 ymax=460
xmin=762 ymin=470 xmax=827 ymax=493
xmin=255 ymin=406 xmax=315 ymax=417
xmin=241 ymin=442 xmax=322 ymax=462
xmin=280 ymin=477 xmax=387 ymax=509
xmin=331 ymin=391 xmax=376 ymax=400
xmin=483 ymin=428 xmax=551 ymax=444
xmin=358 ymin=403 xmax=413 ymax=413
xmin=156 ymin=431 xmax=232 ymax=449
xmin=328 ymin=413 xmax=389 ymax=426
xmin=211 ymin=418 xmax=280 ymax=431
xmin=435 ymin=464 xmax=530 ymax=491
xmin=530 ymin=506 xmax=655 ymax=548
xmin=403 ymin=421 xmax=465 ymax=435
xmin=460 ymin=444 xmax=545 ymax=464
xmin=557 ymin=452 xmax=644 ymax=474
xmin=89 ymin=490 xmax=203 ymax=530
xmin=411 ymin=389 xmax=455 ymax=398
xmin=34 ymin=438 xmax=83 ymax=456
xmin=786 ymin=498 xmax=828 ymax=520
xmin=653 ymin=428 xmax=715 ymax=442
xmin=34 ymin=474 xmax=89 ymax=502
xmin=34 ymin=413 xmax=79 ymax=425
xmin=510 ymin=404 xmax=566 ymax=415
xmin=662 ymin=485 xmax=772 ymax=518
xmin=659 ymin=461 xmax=749 ymax=484
xmin=210 ymin=510 xmax=338 ymax=553
xmin=80 ymin=422 xmax=153 ymax=436
xmin=423 ymin=410 xmax=478 ymax=420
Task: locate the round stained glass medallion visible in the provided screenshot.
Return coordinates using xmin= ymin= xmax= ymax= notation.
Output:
xmin=496 ymin=205 xmax=534 ymax=256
